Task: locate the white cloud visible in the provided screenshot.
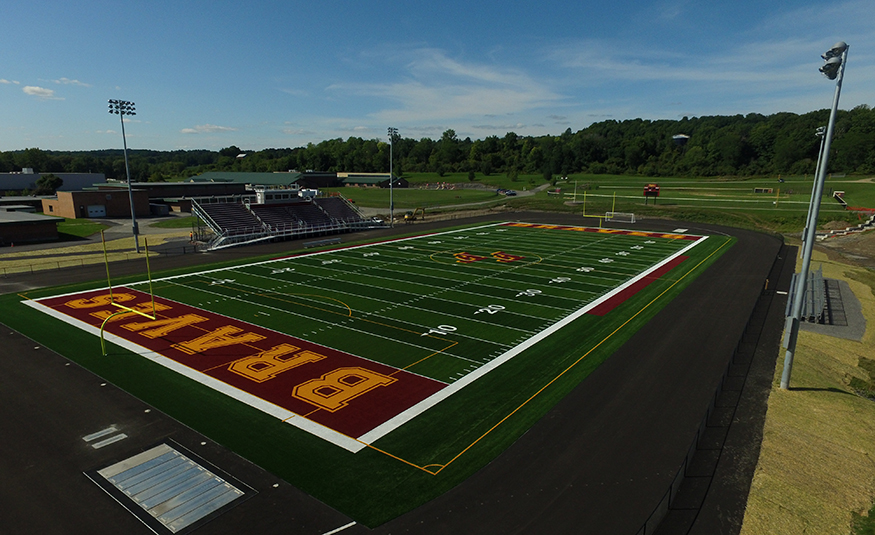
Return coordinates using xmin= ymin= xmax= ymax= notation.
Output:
xmin=329 ymin=48 xmax=565 ymax=124
xmin=181 ymin=124 xmax=237 ymax=134
xmin=282 ymin=127 xmax=317 ymax=136
xmin=22 ymin=86 xmax=63 ymax=100
xmin=472 ymin=123 xmax=526 ymax=131
xmin=545 ymin=0 xmax=875 ymax=109
xmin=52 ymin=77 xmax=90 ymax=87
xmin=279 ymin=88 xmax=307 ymax=97
xmin=1 ymin=79 xmax=20 ymax=85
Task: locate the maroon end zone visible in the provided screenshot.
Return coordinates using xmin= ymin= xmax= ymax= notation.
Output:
xmin=502 ymin=222 xmax=702 ymax=241
xmin=36 ymin=288 xmax=446 ymax=438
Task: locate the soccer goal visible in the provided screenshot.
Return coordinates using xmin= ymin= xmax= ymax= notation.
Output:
xmin=605 ymin=212 xmax=636 ymax=223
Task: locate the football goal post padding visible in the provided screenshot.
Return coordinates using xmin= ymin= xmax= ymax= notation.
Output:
xmin=605 ymin=212 xmax=636 ymax=223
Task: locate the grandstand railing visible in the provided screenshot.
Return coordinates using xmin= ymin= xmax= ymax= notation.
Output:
xmin=192 ymin=196 xmax=387 ymax=251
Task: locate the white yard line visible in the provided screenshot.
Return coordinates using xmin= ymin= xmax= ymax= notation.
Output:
xmin=27 ymin=222 xmax=708 ymax=452
xmin=357 ymin=235 xmax=708 ymax=444
xmin=21 ymin=298 xmax=369 ymax=453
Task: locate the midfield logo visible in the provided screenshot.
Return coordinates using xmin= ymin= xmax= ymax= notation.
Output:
xmin=453 ymin=251 xmax=525 ymax=264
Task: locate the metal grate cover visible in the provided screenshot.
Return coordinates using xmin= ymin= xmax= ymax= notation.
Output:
xmin=88 ymin=443 xmax=250 ymax=534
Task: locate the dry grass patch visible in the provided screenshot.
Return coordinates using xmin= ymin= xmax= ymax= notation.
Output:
xmin=0 ymin=231 xmax=190 ymax=274
xmin=741 ymin=250 xmax=875 ymax=534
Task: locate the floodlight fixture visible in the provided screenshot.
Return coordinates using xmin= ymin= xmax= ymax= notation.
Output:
xmin=108 ymin=99 xmax=140 ymax=253
xmin=820 ymin=56 xmax=842 ymax=79
xmin=821 ymin=41 xmax=848 ymax=60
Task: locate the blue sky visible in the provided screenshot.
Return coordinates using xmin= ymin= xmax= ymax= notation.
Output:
xmin=2 ymin=0 xmax=873 ymax=152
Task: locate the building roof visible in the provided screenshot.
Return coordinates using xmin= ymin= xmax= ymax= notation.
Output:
xmin=340 ymin=176 xmax=388 ymax=185
xmin=0 ymin=211 xmax=60 ymax=224
xmin=0 ymin=195 xmax=55 ymax=204
xmin=187 ymin=172 xmax=303 ymax=186
xmin=0 ymin=172 xmax=106 ymax=191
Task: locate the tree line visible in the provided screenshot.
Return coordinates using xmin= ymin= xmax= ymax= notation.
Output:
xmin=2 ymin=106 xmax=873 ymax=184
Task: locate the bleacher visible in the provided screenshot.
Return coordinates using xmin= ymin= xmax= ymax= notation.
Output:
xmin=199 ymin=203 xmax=262 ymax=235
xmin=192 ymin=193 xmax=381 ymax=251
xmin=314 ymin=197 xmax=362 ymax=221
xmin=288 ymin=203 xmax=332 ymax=226
xmin=251 ymin=204 xmax=296 ymax=228
xmin=251 ymin=202 xmax=333 ymax=229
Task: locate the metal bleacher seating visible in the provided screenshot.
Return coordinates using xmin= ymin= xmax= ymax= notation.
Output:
xmin=199 ymin=203 xmax=262 ymax=234
xmin=192 ymin=194 xmax=378 ymax=250
xmin=314 ymin=197 xmax=362 ymax=221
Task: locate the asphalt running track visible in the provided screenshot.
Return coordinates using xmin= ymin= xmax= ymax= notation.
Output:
xmin=0 ymin=213 xmax=786 ymax=534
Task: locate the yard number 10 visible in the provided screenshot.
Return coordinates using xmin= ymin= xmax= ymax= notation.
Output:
xmin=422 ymin=325 xmax=457 ymax=337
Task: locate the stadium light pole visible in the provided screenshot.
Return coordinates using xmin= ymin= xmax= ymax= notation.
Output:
xmin=388 ymin=127 xmax=398 ymax=227
xmin=800 ymin=126 xmax=827 ymax=257
xmin=108 ymin=99 xmax=140 ymax=253
xmin=780 ymin=41 xmax=848 ymax=390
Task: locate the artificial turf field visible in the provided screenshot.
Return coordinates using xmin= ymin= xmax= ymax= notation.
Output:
xmin=8 ymin=221 xmax=734 ymax=526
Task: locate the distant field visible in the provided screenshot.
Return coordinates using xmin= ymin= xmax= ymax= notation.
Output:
xmin=334 ymin=173 xmax=874 ymax=232
xmin=6 ymin=221 xmax=731 ymax=525
xmin=323 ymin=186 xmax=503 ymax=210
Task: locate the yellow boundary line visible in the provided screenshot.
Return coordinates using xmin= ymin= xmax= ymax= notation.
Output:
xmin=369 ymin=236 xmax=733 ymax=475
xmin=24 ymin=228 xmax=732 ymax=474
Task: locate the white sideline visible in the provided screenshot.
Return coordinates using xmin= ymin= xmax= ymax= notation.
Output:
xmin=357 ymin=234 xmax=707 ymax=444
xmin=21 ymin=299 xmax=368 ymax=453
xmin=24 ymin=223 xmax=707 ymax=453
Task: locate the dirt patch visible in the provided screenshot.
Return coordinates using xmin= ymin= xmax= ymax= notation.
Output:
xmin=817 ymin=229 xmax=875 ymax=269
xmin=822 ymin=220 xmax=854 ymax=230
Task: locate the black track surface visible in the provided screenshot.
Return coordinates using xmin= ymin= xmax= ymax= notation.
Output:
xmin=0 ymin=214 xmax=783 ymax=534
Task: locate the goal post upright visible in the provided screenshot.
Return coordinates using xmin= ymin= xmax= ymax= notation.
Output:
xmin=99 ymin=233 xmax=157 ymax=356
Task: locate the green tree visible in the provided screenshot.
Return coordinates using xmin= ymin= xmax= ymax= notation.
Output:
xmin=33 ymin=173 xmax=63 ymax=195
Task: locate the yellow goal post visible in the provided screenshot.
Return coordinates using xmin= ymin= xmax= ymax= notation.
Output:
xmin=99 ymin=230 xmax=157 ymax=356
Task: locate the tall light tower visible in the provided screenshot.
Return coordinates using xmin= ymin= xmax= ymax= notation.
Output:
xmin=800 ymin=126 xmax=827 ymax=256
xmin=388 ymin=127 xmax=398 ymax=226
xmin=780 ymin=41 xmax=849 ymax=390
xmin=108 ymin=99 xmax=140 ymax=253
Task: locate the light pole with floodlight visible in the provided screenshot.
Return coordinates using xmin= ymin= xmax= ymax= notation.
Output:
xmin=800 ymin=126 xmax=827 ymax=257
xmin=780 ymin=41 xmax=848 ymax=390
xmin=108 ymin=99 xmax=140 ymax=253
xmin=388 ymin=127 xmax=398 ymax=226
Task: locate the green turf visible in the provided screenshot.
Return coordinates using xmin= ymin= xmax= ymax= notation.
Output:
xmin=325 ymin=186 xmax=504 ymax=210
xmin=2 ymin=221 xmax=732 ymax=526
xmin=368 ymin=172 xmax=874 ymax=233
xmin=149 ymin=216 xmax=201 ymax=229
xmin=854 ymin=502 xmax=875 ymax=534
xmin=53 ymin=217 xmax=111 ymax=239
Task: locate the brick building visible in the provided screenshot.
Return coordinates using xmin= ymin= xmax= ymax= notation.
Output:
xmin=0 ymin=212 xmax=59 ymax=245
xmin=41 ymin=190 xmax=150 ymax=219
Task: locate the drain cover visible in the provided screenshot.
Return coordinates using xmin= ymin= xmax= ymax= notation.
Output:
xmin=89 ymin=443 xmax=249 ymax=533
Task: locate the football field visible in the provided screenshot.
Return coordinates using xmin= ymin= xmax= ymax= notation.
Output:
xmin=18 ymin=221 xmax=732 ymax=524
